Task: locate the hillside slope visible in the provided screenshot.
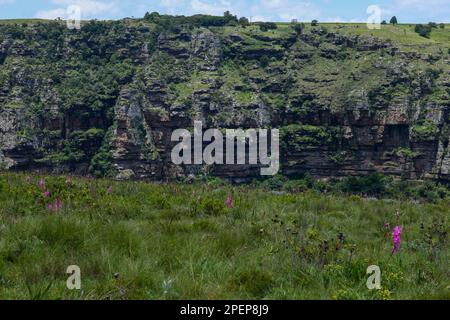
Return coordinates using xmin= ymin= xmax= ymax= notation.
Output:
xmin=0 ymin=17 xmax=449 ymax=182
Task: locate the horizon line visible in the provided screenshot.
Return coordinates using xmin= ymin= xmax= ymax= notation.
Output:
xmin=0 ymin=17 xmax=449 ymax=25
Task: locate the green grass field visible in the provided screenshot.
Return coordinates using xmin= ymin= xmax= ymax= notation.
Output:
xmin=0 ymin=173 xmax=448 ymax=300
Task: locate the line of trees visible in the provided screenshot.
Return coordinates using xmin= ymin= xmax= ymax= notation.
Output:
xmin=415 ymin=22 xmax=446 ymax=38
xmin=143 ymin=11 xmax=447 ymax=38
xmin=143 ymin=11 xmax=254 ymax=30
xmin=380 ymin=15 xmax=446 ymax=39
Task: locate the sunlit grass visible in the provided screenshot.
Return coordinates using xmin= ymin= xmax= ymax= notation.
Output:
xmin=0 ymin=172 xmax=448 ymax=300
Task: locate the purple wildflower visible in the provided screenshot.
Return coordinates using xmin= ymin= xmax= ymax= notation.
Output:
xmin=47 ymin=198 xmax=62 ymax=213
xmin=54 ymin=198 xmax=62 ymax=210
xmin=107 ymin=186 xmax=113 ymax=194
xmin=385 ymin=223 xmax=391 ymax=231
xmin=25 ymin=176 xmax=31 ymax=183
xmin=392 ymin=226 xmax=403 ymax=254
xmin=38 ymin=178 xmax=45 ymax=189
xmin=226 ymin=193 xmax=234 ymax=209
xmin=43 ymin=190 xmax=51 ymax=198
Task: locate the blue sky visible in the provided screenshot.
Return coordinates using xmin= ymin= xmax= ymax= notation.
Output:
xmin=0 ymin=0 xmax=449 ymax=23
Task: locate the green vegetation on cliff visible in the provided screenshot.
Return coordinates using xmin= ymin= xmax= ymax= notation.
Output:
xmin=0 ymin=14 xmax=449 ymax=182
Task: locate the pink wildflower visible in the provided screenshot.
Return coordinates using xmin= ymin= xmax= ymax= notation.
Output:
xmin=47 ymin=198 xmax=62 ymax=213
xmin=54 ymin=198 xmax=62 ymax=210
xmin=43 ymin=190 xmax=51 ymax=198
xmin=107 ymin=186 xmax=113 ymax=194
xmin=392 ymin=226 xmax=403 ymax=254
xmin=225 ymin=193 xmax=234 ymax=209
xmin=38 ymin=178 xmax=45 ymax=189
xmin=385 ymin=223 xmax=391 ymax=231
xmin=25 ymin=176 xmax=31 ymax=183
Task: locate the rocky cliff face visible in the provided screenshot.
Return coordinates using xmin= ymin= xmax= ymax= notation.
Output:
xmin=0 ymin=19 xmax=449 ymax=182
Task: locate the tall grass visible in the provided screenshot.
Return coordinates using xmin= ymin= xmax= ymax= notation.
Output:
xmin=0 ymin=173 xmax=448 ymax=299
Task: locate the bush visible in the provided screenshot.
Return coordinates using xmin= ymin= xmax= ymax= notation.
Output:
xmin=291 ymin=22 xmax=305 ymax=34
xmin=89 ymin=150 xmax=113 ymax=178
xmin=238 ymin=17 xmax=250 ymax=28
xmin=282 ymin=179 xmax=312 ymax=193
xmin=89 ymin=128 xmax=115 ymax=177
xmin=387 ymin=180 xmax=450 ymax=201
xmin=411 ymin=120 xmax=439 ymax=142
xmin=260 ymin=55 xmax=270 ymax=68
xmin=311 ymin=19 xmax=318 ymax=26
xmin=144 ymin=11 xmax=238 ymax=30
xmin=280 ymin=125 xmax=336 ymax=152
xmin=415 ymin=24 xmax=432 ymax=38
xmin=258 ymin=22 xmax=278 ymax=32
xmin=223 ymin=11 xmax=238 ymax=25
xmin=336 ymin=173 xmax=387 ymax=196
xmin=260 ymin=175 xmax=288 ymax=190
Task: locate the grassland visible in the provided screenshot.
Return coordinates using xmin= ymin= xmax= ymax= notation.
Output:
xmin=0 ymin=19 xmax=48 ymax=25
xmin=0 ymin=17 xmax=449 ymax=300
xmin=0 ymin=173 xmax=448 ymax=300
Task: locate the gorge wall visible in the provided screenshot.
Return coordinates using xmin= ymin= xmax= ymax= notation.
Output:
xmin=0 ymin=16 xmax=449 ymax=182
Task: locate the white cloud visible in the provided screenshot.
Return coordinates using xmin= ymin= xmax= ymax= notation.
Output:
xmin=395 ymin=0 xmax=449 ymax=11
xmin=190 ymin=0 xmax=233 ymax=16
xmin=160 ymin=0 xmax=185 ymax=14
xmin=35 ymin=8 xmax=66 ymax=19
xmin=260 ymin=0 xmax=286 ymax=8
xmin=161 ymin=0 xmax=185 ymax=8
xmin=35 ymin=0 xmax=119 ymax=20
xmin=53 ymin=0 xmax=118 ymax=16
xmin=382 ymin=0 xmax=450 ymax=21
xmin=257 ymin=0 xmax=320 ymax=22
xmin=322 ymin=16 xmax=361 ymax=23
xmin=251 ymin=15 xmax=269 ymax=22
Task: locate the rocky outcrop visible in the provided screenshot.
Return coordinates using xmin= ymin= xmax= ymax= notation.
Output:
xmin=0 ymin=20 xmax=449 ymax=182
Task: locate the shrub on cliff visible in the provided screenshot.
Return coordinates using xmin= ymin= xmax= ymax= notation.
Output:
xmin=144 ymin=11 xmax=238 ymax=30
xmin=280 ymin=125 xmax=336 ymax=152
xmin=415 ymin=24 xmax=432 ymax=38
xmin=335 ymin=173 xmax=387 ymax=196
xmin=258 ymin=22 xmax=278 ymax=32
xmin=291 ymin=22 xmax=305 ymax=35
xmin=411 ymin=120 xmax=439 ymax=142
xmin=238 ymin=17 xmax=250 ymax=28
xmin=90 ymin=150 xmax=114 ymax=178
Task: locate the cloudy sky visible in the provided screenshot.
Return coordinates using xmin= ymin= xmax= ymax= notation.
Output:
xmin=0 ymin=0 xmax=449 ymax=23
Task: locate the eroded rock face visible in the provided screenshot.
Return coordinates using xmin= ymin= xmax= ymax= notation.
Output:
xmin=0 ymin=21 xmax=449 ymax=182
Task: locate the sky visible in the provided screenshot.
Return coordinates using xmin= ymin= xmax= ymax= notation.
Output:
xmin=0 ymin=0 xmax=449 ymax=23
